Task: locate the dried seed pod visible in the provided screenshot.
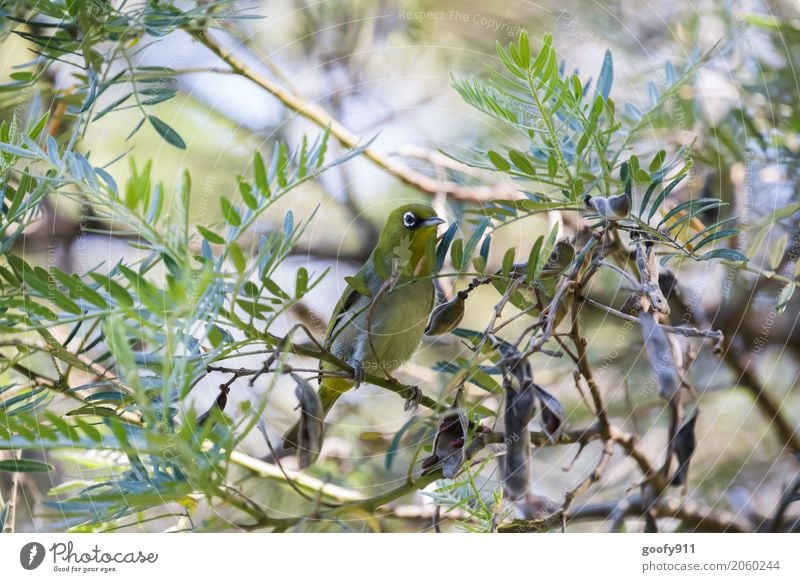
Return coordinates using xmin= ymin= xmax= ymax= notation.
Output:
xmin=291 ymin=373 xmax=324 ymax=468
xmin=424 ymin=291 xmax=466 ymax=336
xmin=671 ymin=407 xmax=699 ymax=486
xmin=539 ymin=238 xmax=576 ymax=279
xmin=421 ymin=392 xmax=485 ymax=478
xmin=503 ymin=379 xmax=537 ymax=501
xmin=638 ymin=310 xmax=681 ymax=399
xmin=197 ymin=384 xmax=230 ymax=427
xmin=533 ymin=384 xmax=566 ymax=443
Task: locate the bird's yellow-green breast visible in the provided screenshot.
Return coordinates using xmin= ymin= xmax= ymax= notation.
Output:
xmin=282 ymin=204 xmax=445 ymax=461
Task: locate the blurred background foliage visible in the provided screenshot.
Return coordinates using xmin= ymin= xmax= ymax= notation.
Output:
xmin=0 ymin=0 xmax=799 ymax=533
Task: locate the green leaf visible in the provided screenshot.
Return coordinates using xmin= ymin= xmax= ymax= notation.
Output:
xmin=462 ymin=218 xmax=491 ymax=270
xmin=88 ymin=273 xmax=134 ymax=308
xmin=0 ymin=459 xmax=53 ymax=473
xmin=51 ymin=269 xmax=108 ymax=309
xmin=647 ymin=173 xmax=687 ymax=221
xmin=508 ymin=150 xmax=536 ymax=175
xmin=691 ymin=228 xmax=740 ymax=253
xmin=436 ymin=223 xmax=459 ymax=271
xmin=103 ymin=314 xmax=139 ymax=390
xmin=238 ymin=177 xmax=258 ymax=210
xmin=536 ymin=222 xmax=560 ymax=277
xmin=488 ymin=150 xmax=510 ymax=171
xmin=283 ymin=210 xmax=294 ymax=239
xmin=263 ymin=277 xmax=290 ymax=300
xmin=208 ymin=324 xmax=225 ymax=348
xmin=66 ymin=405 xmax=118 ymax=418
xmin=220 ymin=197 xmax=241 ymax=227
xmin=0 ymin=142 xmax=36 ymax=159
xmin=745 ymin=224 xmax=771 ymax=258
xmin=480 ymin=235 xmax=492 ymax=262
xmin=768 ymin=233 xmax=788 ymax=271
xmin=526 ymin=236 xmax=544 ymax=282
xmin=699 ymin=248 xmax=747 ymax=263
xmin=345 ymin=275 xmax=371 ymax=298
xmin=242 ymin=281 xmax=260 ymax=297
xmin=229 ymin=242 xmax=246 ymax=274
xmin=501 ymin=247 xmax=516 ymax=277
xmin=659 ymin=198 xmax=725 ymax=230
xmin=236 ymin=299 xmax=273 ymax=319
xmin=7 ymin=256 xmax=82 ymax=315
xmin=775 ymin=282 xmax=796 ymax=315
xmin=649 ymin=150 xmax=666 ymax=172
xmin=253 ymin=151 xmax=269 ymax=194
xmin=595 ymin=50 xmax=614 ymax=100
xmin=148 ymin=115 xmax=186 ymax=149
xmin=28 ymin=112 xmax=49 ymax=140
xmin=450 ymin=238 xmax=464 ymax=270
xmin=570 ymin=74 xmax=583 ymax=102
xmin=140 ymin=89 xmax=177 ymax=106
xmin=296 ymin=267 xmax=309 ymax=296
xmin=517 ymin=31 xmax=530 ymax=68
xmin=547 ymin=154 xmax=558 ymax=178
xmin=197 ymin=225 xmax=225 ymax=245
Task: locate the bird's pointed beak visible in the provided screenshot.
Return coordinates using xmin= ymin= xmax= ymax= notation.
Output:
xmin=420 ymin=216 xmax=445 ymax=228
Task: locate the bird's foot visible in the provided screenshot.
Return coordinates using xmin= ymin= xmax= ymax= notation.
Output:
xmin=351 ymin=361 xmax=365 ymax=389
xmin=404 ymin=385 xmax=422 ymax=411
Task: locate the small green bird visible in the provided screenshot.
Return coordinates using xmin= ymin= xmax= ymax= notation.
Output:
xmin=282 ymin=204 xmax=445 ymax=465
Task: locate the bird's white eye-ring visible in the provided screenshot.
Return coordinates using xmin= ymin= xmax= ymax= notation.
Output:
xmin=402 ymin=212 xmax=417 ymax=228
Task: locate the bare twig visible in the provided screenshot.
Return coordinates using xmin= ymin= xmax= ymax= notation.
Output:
xmin=762 ymin=467 xmax=800 ymax=532
xmin=195 ymin=30 xmax=516 ymax=202
xmin=561 ymin=439 xmax=615 ymax=514
xmin=499 ymin=493 xmax=752 ymax=533
xmin=583 ymin=298 xmax=724 ymax=343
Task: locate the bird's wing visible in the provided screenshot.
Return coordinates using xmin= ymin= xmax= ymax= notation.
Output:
xmin=323 ymin=263 xmax=376 ymax=348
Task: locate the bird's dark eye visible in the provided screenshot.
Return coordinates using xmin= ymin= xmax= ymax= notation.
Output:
xmin=402 ymin=212 xmax=418 ymax=228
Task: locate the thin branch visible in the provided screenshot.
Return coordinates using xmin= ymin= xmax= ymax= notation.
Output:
xmin=583 ymin=297 xmax=724 ymax=343
xmin=195 ymin=30 xmax=516 ymax=202
xmin=227 ymin=449 xmax=365 ymax=503
xmin=762 ymin=469 xmax=800 ymax=532
xmin=499 ymin=493 xmax=752 ymax=533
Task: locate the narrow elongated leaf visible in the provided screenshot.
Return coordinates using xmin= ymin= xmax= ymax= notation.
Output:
xmin=253 ymin=151 xmax=269 ymax=194
xmin=595 ymin=50 xmax=613 ymax=100
xmin=488 ymin=150 xmax=510 ymax=171
xmin=526 ymin=236 xmax=544 ymax=282
xmin=436 ymin=223 xmax=459 ymax=271
xmin=450 ymin=238 xmax=464 ymax=270
xmin=51 ymin=270 xmax=108 ymax=309
xmin=197 ymin=225 xmax=224 ymax=245
xmin=0 ymin=459 xmax=53 ymax=473
xmin=690 ymin=228 xmax=739 ymax=253
xmin=148 ymin=115 xmax=186 ymax=149
xmin=768 ymin=233 xmax=788 ymax=271
xmin=344 ymin=275 xmax=371 ymax=298
xmin=647 ymin=174 xmax=687 ymax=221
xmin=699 ymin=248 xmax=747 ymax=262
xmin=220 ymin=197 xmax=241 ymax=227
xmin=462 ymin=218 xmax=491 ymax=269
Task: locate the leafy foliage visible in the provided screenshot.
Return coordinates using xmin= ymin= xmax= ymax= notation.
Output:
xmin=1 ymin=1 xmax=798 ymax=535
